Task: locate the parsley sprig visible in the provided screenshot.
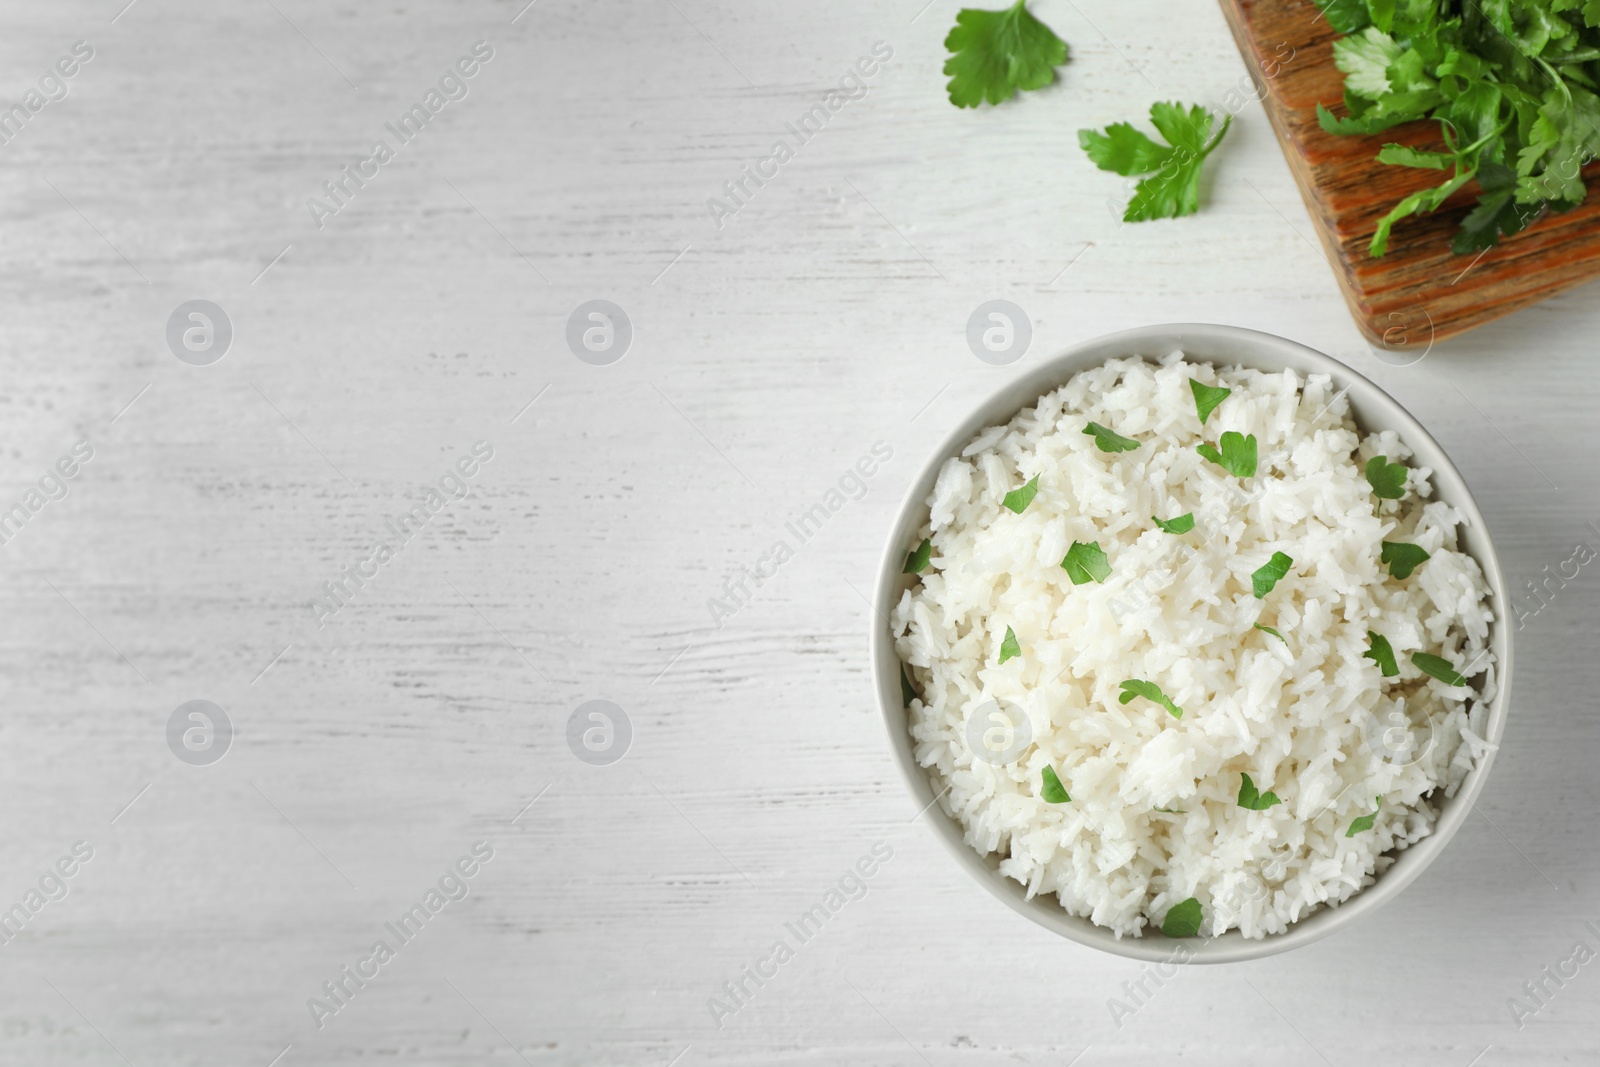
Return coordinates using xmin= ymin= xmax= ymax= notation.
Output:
xmin=1153 ymin=512 xmax=1195 ymax=535
xmin=1237 ymin=772 xmax=1283 ymax=811
xmin=1254 ymin=622 xmax=1286 ymax=643
xmin=1040 ymin=765 xmax=1070 ymax=803
xmin=1381 ymin=541 xmax=1430 ymax=580
xmin=943 ymin=1 xmax=1069 ymax=108
xmin=1083 ymin=422 xmax=1141 ymax=453
xmin=1365 ymin=456 xmax=1408 ymax=500
xmin=904 ymin=538 xmax=932 ymax=574
xmin=1346 ymin=797 xmax=1381 ymax=837
xmin=1118 ymin=679 xmax=1183 ymax=719
xmin=1062 ymin=541 xmax=1111 ymax=585
xmin=1197 ymin=431 xmax=1258 ymax=478
xmin=1080 ymin=102 xmax=1232 ymax=221
xmin=1002 ymin=475 xmax=1040 ymax=514
xmin=999 ymin=625 xmax=1021 ymax=664
xmin=1189 ymin=379 xmax=1231 ymax=425
xmin=1161 ymin=897 xmax=1203 ymax=937
xmin=1364 ymin=631 xmax=1399 ymax=677
xmin=1412 ymin=652 xmax=1467 ymax=687
xmin=1251 ymin=551 xmax=1294 ymax=599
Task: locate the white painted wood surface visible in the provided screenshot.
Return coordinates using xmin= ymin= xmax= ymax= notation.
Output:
xmin=0 ymin=0 xmax=1595 ymax=1063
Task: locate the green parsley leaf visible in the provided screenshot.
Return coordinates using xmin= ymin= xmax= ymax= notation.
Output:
xmin=1002 ymin=474 xmax=1040 ymax=514
xmin=1152 ymin=512 xmax=1195 ymax=535
xmin=1412 ymin=652 xmax=1468 ymax=687
xmin=900 ymin=665 xmax=917 ymax=706
xmin=1083 ymin=421 xmax=1141 ymax=453
xmin=1161 ymin=897 xmax=1203 ymax=938
xmin=903 ymin=537 xmax=932 ymax=574
xmin=1040 ymin=765 xmax=1070 ymax=803
xmin=1080 ymin=103 xmax=1232 ymax=222
xmin=1335 ymin=25 xmax=1405 ymax=98
xmin=1381 ymin=541 xmax=1430 ymax=580
xmin=1119 ymin=679 xmax=1183 ymax=718
xmin=1453 ymin=162 xmax=1542 ymax=255
xmin=943 ymin=0 xmax=1069 ymax=109
xmin=1314 ymin=0 xmax=1371 ymax=34
xmin=1315 ymin=98 xmax=1412 ymax=137
xmin=1237 ymin=772 xmax=1283 ymax=811
xmin=1364 ymin=631 xmax=1399 ymax=677
xmin=999 ymin=625 xmax=1021 ymax=664
xmin=1077 ymin=121 xmax=1172 ymax=173
xmin=1061 ymin=541 xmax=1110 ymax=585
xmin=1251 ymin=551 xmax=1294 ymax=599
xmin=1365 ymin=455 xmax=1408 ymax=500
xmin=1189 ymin=379 xmax=1231 ymax=425
xmin=1375 ymin=143 xmax=1455 ymax=170
xmin=1196 ymin=431 xmax=1258 ymax=478
xmin=1368 ymin=169 xmax=1475 ymax=257
xmin=1154 ymin=806 xmax=1187 ymax=814
xmin=1254 ymin=623 xmax=1286 ymax=643
xmin=1346 ymin=797 xmax=1381 ymax=837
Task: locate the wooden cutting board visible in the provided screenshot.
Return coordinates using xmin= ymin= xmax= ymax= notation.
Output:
xmin=1218 ymin=0 xmax=1600 ymax=347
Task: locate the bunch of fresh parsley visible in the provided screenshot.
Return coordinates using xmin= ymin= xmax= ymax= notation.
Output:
xmin=1315 ymin=0 xmax=1600 ymax=255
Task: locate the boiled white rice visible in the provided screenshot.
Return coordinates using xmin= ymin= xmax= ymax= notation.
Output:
xmin=892 ymin=353 xmax=1496 ymax=938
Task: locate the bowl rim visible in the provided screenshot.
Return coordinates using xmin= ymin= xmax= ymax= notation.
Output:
xmin=870 ymin=322 xmax=1512 ymax=964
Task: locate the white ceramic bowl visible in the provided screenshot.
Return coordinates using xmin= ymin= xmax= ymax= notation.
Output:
xmin=871 ymin=324 xmax=1512 ymax=963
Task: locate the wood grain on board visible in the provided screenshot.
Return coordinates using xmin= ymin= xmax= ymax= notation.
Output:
xmin=1219 ymin=0 xmax=1600 ymax=346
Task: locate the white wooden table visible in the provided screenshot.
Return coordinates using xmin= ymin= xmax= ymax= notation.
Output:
xmin=0 ymin=0 xmax=1595 ymax=1063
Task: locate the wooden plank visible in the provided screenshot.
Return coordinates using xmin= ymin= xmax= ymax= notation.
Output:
xmin=1219 ymin=0 xmax=1600 ymax=346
